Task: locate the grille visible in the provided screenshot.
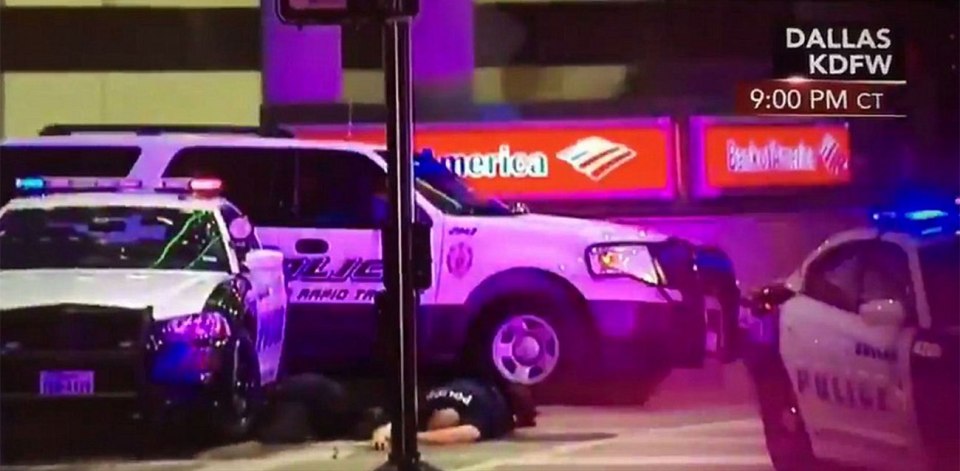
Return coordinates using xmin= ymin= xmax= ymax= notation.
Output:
xmin=0 ymin=304 xmax=150 ymax=352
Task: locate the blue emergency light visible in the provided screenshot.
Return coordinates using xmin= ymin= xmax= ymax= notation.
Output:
xmin=871 ymin=198 xmax=959 ymax=236
xmin=14 ymin=176 xmax=144 ymax=194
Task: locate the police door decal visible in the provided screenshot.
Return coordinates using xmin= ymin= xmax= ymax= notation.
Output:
xmin=285 ymin=255 xmax=384 ymax=303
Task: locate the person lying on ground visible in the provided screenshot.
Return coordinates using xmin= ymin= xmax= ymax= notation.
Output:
xmin=370 ymin=377 xmax=538 ymax=449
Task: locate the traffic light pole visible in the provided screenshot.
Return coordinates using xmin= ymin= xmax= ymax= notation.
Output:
xmin=375 ymin=16 xmax=441 ymax=471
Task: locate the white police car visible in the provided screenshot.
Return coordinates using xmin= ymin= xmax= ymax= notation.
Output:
xmin=1 ymin=125 xmax=742 ymax=392
xmin=0 ymin=176 xmax=287 ymax=441
xmin=743 ymin=202 xmax=959 ymax=471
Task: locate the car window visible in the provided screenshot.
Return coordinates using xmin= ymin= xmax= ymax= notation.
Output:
xmin=163 ymin=147 xmax=294 ymax=226
xmin=803 ymin=242 xmax=864 ymax=312
xmin=860 ymin=241 xmax=915 ymax=317
xmin=0 ymin=145 xmax=141 ymax=207
xmin=294 ymin=149 xmax=386 ymax=229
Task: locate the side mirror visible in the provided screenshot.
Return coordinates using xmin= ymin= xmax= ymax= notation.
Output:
xmin=228 ymin=217 xmax=253 ymax=240
xmin=412 ymin=220 xmax=433 ymax=290
xmin=243 ymin=248 xmax=284 ymax=273
xmin=859 ymin=299 xmax=907 ymax=326
xmin=749 ymin=283 xmax=795 ymax=316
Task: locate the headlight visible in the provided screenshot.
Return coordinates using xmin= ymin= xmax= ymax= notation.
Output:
xmin=585 ymin=243 xmax=664 ymax=285
xmin=158 ymin=312 xmax=231 ymax=344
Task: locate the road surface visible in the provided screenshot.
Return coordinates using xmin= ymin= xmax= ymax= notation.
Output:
xmin=3 ymin=362 xmax=774 ymax=471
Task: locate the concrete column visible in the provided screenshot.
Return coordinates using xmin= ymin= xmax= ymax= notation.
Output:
xmin=261 ymin=0 xmax=343 ymax=105
xmin=412 ymin=0 xmax=475 ymax=116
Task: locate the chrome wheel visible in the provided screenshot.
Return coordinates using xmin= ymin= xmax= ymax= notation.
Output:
xmin=491 ymin=314 xmax=560 ymax=385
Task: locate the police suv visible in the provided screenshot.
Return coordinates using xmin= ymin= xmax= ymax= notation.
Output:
xmin=0 ymin=176 xmax=287 ymax=441
xmin=1 ymin=125 xmax=742 ymax=392
xmin=742 ymin=203 xmax=959 ymax=471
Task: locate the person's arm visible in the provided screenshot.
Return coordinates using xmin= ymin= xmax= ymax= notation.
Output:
xmin=416 ymin=425 xmax=482 ymax=445
xmin=371 ymin=423 xmax=482 ymax=448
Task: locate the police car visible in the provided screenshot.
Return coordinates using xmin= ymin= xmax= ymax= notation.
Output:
xmin=0 ymin=176 xmax=287 ymax=441
xmin=742 ymin=202 xmax=959 ymax=471
xmin=1 ymin=125 xmax=742 ymax=392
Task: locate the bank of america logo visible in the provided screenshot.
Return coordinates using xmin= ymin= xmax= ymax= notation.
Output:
xmin=819 ymin=133 xmax=848 ymax=176
xmin=556 ymin=136 xmax=637 ymax=181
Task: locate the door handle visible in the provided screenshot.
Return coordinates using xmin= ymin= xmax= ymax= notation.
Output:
xmin=295 ymin=238 xmax=330 ymax=254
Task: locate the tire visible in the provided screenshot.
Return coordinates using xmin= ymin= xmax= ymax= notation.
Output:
xmin=212 ymin=338 xmax=263 ymax=444
xmin=756 ymin=372 xmax=817 ymax=471
xmin=469 ymin=292 xmax=588 ymax=395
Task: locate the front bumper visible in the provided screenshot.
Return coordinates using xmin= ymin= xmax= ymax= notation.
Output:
xmin=0 ymin=306 xmax=241 ymax=437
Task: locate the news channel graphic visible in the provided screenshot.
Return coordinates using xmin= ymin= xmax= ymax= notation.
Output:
xmin=735 ymin=79 xmax=907 ymax=118
xmin=772 ymin=25 xmax=906 ymax=82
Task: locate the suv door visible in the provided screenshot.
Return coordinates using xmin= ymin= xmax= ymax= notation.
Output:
xmin=280 ymin=148 xmax=387 ymax=373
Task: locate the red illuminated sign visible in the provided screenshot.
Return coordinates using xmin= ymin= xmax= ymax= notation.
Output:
xmin=691 ymin=118 xmax=852 ymax=196
xmin=298 ymin=120 xmax=677 ymax=200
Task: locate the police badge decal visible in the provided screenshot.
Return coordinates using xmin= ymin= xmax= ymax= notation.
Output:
xmin=446 ymin=242 xmax=473 ymax=278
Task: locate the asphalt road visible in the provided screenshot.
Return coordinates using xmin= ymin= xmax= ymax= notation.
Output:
xmin=2 ymin=362 xmax=774 ymax=471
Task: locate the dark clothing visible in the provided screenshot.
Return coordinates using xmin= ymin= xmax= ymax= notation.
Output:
xmin=420 ymin=378 xmax=514 ymax=440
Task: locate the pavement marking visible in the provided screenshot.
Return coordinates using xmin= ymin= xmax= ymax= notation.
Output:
xmin=454 ymin=418 xmax=763 ymax=471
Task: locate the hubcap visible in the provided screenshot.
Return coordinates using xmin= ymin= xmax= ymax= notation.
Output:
xmin=491 ymin=314 xmax=559 ymax=385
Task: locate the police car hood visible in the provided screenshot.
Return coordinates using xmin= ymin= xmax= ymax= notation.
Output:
xmin=508 ymin=213 xmax=669 ymax=243
xmin=0 ymin=269 xmax=230 ymax=320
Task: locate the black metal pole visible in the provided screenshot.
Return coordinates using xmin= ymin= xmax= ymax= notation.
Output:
xmin=381 ymin=17 xmax=424 ymax=471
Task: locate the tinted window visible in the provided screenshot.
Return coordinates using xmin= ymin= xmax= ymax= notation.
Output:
xmin=164 ymin=147 xmax=294 ymax=226
xmin=0 ymin=206 xmax=228 ymax=272
xmin=804 ymin=242 xmax=864 ymax=312
xmin=295 ymin=150 xmax=386 ymax=228
xmin=861 ymin=241 xmax=915 ymax=314
xmin=0 ymin=145 xmax=141 ymax=206
xmin=919 ymin=238 xmax=959 ymax=328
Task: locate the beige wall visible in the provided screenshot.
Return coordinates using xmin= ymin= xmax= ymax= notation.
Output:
xmin=2 ymin=72 xmax=262 ymax=137
xmin=2 ymin=66 xmax=629 ymax=137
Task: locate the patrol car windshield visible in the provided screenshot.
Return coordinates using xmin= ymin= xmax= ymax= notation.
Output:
xmin=377 ymin=151 xmax=515 ymax=216
xmin=0 ymin=207 xmax=230 ymax=272
xmin=918 ymin=238 xmax=959 ymax=328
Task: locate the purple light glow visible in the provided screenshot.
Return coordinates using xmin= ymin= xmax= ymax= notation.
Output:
xmin=262 ymin=0 xmax=343 ymax=104
xmin=411 ymin=0 xmax=475 ymax=87
xmin=261 ymin=0 xmax=474 ymax=104
xmin=161 ymin=313 xmax=231 ymax=343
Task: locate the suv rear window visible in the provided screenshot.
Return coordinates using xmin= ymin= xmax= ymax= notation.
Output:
xmin=164 ymin=146 xmax=295 ymax=225
xmin=0 ymin=145 xmax=141 ymax=206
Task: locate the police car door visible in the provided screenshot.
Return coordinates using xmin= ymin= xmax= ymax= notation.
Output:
xmin=278 ymin=149 xmax=385 ymax=371
xmin=780 ymin=240 xmax=869 ymax=459
xmin=782 ymin=239 xmax=915 ymax=468
xmin=852 ymin=239 xmax=919 ymax=467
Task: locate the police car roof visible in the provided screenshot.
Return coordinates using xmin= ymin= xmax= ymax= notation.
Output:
xmin=2 ymin=191 xmax=226 ymax=212
xmin=821 ymin=226 xmax=956 ymax=251
xmin=2 ymin=134 xmax=387 ymax=153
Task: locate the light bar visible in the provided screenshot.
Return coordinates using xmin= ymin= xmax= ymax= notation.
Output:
xmin=872 ymin=199 xmax=959 ymax=236
xmin=15 ymin=176 xmax=143 ymax=193
xmin=158 ymin=178 xmax=223 ymax=195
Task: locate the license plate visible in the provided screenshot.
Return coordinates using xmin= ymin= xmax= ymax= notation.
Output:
xmin=39 ymin=371 xmax=94 ymax=397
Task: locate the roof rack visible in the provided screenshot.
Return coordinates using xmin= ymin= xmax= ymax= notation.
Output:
xmin=38 ymin=124 xmax=294 ymax=138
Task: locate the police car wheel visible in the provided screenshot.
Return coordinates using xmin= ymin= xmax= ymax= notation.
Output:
xmin=214 ymin=339 xmax=263 ymax=443
xmin=757 ymin=376 xmax=816 ymax=471
xmin=473 ymin=294 xmax=586 ymax=389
